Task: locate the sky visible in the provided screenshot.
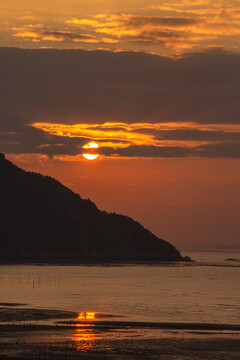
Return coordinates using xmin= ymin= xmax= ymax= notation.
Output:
xmin=0 ymin=0 xmax=240 ymax=250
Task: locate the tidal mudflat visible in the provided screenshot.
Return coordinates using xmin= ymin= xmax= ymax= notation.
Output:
xmin=0 ymin=305 xmax=240 ymax=360
xmin=1 ymin=255 xmax=239 ymax=359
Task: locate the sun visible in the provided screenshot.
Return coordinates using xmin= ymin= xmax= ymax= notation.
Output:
xmin=83 ymin=154 xmax=99 ymax=160
xmin=82 ymin=142 xmax=99 ymax=160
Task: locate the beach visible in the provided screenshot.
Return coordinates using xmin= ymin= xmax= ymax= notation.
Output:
xmin=0 ymin=253 xmax=239 ymax=359
xmin=0 ymin=305 xmax=240 ymax=360
xmin=1 ymin=323 xmax=240 ymax=360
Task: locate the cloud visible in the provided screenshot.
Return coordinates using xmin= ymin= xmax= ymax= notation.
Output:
xmin=65 ymin=11 xmax=240 ymax=53
xmin=136 ymin=128 xmax=240 ymax=142
xmin=13 ymin=15 xmax=197 ymax=50
xmin=193 ymin=142 xmax=240 ymax=158
xmin=67 ymin=14 xmax=200 ymax=32
xmin=67 ymin=14 xmax=202 ymax=49
xmin=12 ymin=28 xmax=118 ymax=44
xmin=32 ymin=122 xmax=240 ymax=149
xmin=3 ymin=2 xmax=240 ymax=55
xmin=1 ymin=47 xmax=240 ymax=124
xmin=101 ymin=145 xmax=191 ymax=158
xmin=152 ymin=1 xmax=240 ymax=19
xmin=99 ymin=142 xmax=240 ymax=159
xmin=0 ymin=115 xmax=89 ymax=157
xmin=123 ymin=16 xmax=200 ymax=28
xmin=0 ymin=47 xmax=240 ymax=159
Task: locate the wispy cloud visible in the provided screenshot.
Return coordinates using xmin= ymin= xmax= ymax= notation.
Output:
xmin=1 ymin=0 xmax=240 ymax=55
xmin=31 ymin=122 xmax=240 ymax=159
xmin=66 ymin=14 xmax=204 ymax=50
xmin=12 ymin=27 xmax=118 ymax=44
xmin=64 ymin=5 xmax=240 ymax=53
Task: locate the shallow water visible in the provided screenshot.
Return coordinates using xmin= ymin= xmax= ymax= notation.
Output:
xmin=0 ymin=251 xmax=239 ymax=325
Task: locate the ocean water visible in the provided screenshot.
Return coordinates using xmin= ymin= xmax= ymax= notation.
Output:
xmin=0 ymin=251 xmax=239 ymax=325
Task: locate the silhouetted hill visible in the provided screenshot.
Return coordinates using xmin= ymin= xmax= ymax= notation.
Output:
xmin=0 ymin=154 xmax=190 ymax=263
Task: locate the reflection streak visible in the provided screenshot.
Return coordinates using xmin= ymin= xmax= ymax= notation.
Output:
xmin=71 ymin=312 xmax=98 ymax=351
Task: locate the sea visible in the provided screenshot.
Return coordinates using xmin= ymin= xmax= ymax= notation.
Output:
xmin=0 ymin=251 xmax=239 ymax=326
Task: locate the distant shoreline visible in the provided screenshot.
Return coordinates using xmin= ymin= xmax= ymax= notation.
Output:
xmin=2 ymin=260 xmax=240 ymax=267
xmin=0 ymin=254 xmax=192 ymax=265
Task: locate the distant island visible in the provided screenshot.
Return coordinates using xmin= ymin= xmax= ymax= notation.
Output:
xmin=0 ymin=153 xmax=190 ymax=264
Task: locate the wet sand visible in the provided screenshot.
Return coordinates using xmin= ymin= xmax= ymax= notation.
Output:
xmin=1 ymin=333 xmax=240 ymax=360
xmin=0 ymin=306 xmax=240 ymax=360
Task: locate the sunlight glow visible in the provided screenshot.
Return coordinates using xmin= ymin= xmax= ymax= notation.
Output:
xmin=82 ymin=142 xmax=99 ymax=160
xmin=71 ymin=328 xmax=97 ymax=351
xmin=77 ymin=312 xmax=96 ymax=320
xmin=82 ymin=154 xmax=99 ymax=160
xmin=83 ymin=142 xmax=99 ymax=149
xmin=32 ymin=121 xmax=240 ymax=151
xmin=71 ymin=315 xmax=97 ymax=352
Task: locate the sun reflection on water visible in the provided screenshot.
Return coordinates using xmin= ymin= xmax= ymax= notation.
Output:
xmin=72 ymin=326 xmax=97 ymax=351
xmin=71 ymin=312 xmax=98 ymax=351
xmin=77 ymin=312 xmax=96 ymax=321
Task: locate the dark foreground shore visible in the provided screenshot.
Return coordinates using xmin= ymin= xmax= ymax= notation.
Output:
xmin=1 ymin=330 xmax=240 ymax=360
xmin=0 ymin=306 xmax=240 ymax=360
xmin=1 ymin=335 xmax=240 ymax=360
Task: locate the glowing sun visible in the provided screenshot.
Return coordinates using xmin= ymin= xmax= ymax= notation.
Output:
xmin=82 ymin=142 xmax=99 ymax=160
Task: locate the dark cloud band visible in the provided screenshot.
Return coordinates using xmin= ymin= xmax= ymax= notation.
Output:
xmin=0 ymin=48 xmax=240 ymax=159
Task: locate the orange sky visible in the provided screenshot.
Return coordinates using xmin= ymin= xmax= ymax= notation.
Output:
xmin=2 ymin=0 xmax=240 ymax=55
xmin=0 ymin=1 xmax=240 ymax=250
